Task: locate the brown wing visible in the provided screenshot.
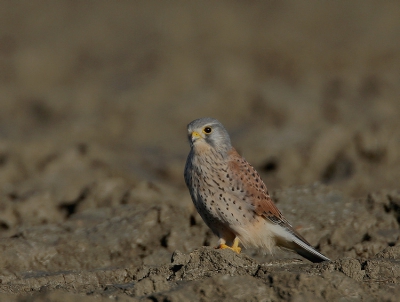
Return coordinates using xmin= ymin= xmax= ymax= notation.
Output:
xmin=227 ymin=148 xmax=311 ymax=244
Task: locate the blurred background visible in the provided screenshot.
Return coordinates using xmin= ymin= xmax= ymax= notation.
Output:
xmin=0 ymin=0 xmax=399 ymax=199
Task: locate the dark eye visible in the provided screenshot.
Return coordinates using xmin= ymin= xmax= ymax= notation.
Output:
xmin=203 ymin=127 xmax=212 ymax=134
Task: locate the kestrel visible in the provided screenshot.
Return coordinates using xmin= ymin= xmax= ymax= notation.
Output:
xmin=184 ymin=117 xmax=330 ymax=263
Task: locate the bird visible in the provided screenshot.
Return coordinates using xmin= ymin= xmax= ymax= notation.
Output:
xmin=184 ymin=117 xmax=330 ymax=263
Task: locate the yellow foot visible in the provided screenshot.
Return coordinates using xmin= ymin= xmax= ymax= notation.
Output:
xmin=216 ymin=244 xmax=241 ymax=254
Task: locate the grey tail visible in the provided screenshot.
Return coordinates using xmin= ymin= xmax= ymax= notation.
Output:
xmin=271 ymin=219 xmax=330 ymax=263
xmin=276 ymin=231 xmax=330 ymax=263
xmin=291 ymin=235 xmax=330 ymax=263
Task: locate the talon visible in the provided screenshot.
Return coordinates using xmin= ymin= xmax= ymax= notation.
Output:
xmin=217 ymin=243 xmax=230 ymax=250
xmin=216 ymin=239 xmax=241 ymax=254
xmin=231 ymin=246 xmax=242 ymax=253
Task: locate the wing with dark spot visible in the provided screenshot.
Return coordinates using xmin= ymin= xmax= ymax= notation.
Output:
xmin=226 ymin=148 xmax=312 ymax=244
xmin=227 ymin=148 xmax=330 ymax=262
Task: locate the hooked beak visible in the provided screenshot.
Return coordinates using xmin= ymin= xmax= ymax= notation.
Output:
xmin=190 ymin=131 xmax=202 ymax=143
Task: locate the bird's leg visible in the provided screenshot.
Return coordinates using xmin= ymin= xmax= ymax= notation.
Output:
xmin=231 ymin=237 xmax=242 ymax=253
xmin=216 ymin=237 xmax=241 ymax=254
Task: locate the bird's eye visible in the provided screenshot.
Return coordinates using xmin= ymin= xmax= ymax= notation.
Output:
xmin=203 ymin=127 xmax=212 ymax=134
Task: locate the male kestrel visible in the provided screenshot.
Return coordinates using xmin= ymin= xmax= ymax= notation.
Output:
xmin=184 ymin=117 xmax=330 ymax=263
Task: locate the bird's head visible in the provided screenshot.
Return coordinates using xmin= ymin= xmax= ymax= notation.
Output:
xmin=187 ymin=117 xmax=232 ymax=154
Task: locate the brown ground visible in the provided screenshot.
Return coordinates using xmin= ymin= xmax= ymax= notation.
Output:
xmin=0 ymin=1 xmax=400 ymax=301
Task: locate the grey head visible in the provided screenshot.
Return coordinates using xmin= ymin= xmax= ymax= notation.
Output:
xmin=187 ymin=117 xmax=232 ymax=154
